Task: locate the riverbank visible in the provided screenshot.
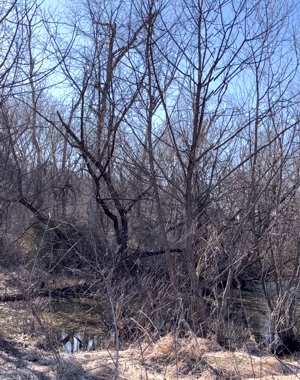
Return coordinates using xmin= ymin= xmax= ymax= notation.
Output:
xmin=1 ymin=333 xmax=300 ymax=379
xmin=1 ymin=268 xmax=300 ymax=378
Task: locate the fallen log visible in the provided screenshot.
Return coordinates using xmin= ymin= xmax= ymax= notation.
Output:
xmin=0 ymin=283 xmax=94 ymax=303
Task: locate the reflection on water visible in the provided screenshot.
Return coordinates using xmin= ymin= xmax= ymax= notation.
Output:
xmin=60 ymin=330 xmax=100 ymax=353
xmin=87 ymin=334 xmax=98 ymax=351
xmin=53 ymin=297 xmax=109 ymax=353
xmin=0 ymin=296 xmax=108 ymax=353
xmin=230 ymin=286 xmax=300 ymax=347
xmin=261 ymin=307 xmax=272 ymax=345
xmin=59 ymin=330 xmax=103 ymax=354
xmin=2 ymin=285 xmax=298 ymax=354
xmin=229 ymin=288 xmax=271 ymax=342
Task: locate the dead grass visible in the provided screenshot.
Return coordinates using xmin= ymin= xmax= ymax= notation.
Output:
xmin=1 ymin=269 xmax=300 ymax=379
xmin=1 ymin=331 xmax=300 ymax=379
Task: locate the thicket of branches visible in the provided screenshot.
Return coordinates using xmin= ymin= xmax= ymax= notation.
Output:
xmin=2 ymin=0 xmax=300 ymax=353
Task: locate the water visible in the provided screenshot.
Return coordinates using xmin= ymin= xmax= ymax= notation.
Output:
xmin=0 ymin=285 xmax=297 ymax=353
xmin=60 ymin=330 xmax=100 ymax=353
xmin=0 ymin=296 xmax=109 ymax=353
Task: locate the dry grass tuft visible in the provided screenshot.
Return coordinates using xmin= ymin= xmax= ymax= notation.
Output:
xmin=148 ymin=333 xmax=222 ymax=359
xmin=203 ymin=351 xmax=300 ymax=379
xmin=139 ymin=335 xmax=300 ymax=379
xmin=2 ymin=335 xmax=300 ymax=379
xmin=55 ymin=357 xmax=87 ymax=380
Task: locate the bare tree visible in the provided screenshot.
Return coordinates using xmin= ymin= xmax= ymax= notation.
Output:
xmin=42 ymin=0 xmax=166 ymax=268
xmin=3 ymin=0 xmax=300 ymax=349
xmin=141 ymin=0 xmax=300 ymax=336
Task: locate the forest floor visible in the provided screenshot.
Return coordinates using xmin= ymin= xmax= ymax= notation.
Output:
xmin=1 ymin=333 xmax=300 ymax=379
xmin=1 ymin=268 xmax=300 ymax=379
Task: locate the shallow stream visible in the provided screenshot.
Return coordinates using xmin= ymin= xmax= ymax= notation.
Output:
xmin=0 ymin=297 xmax=110 ymax=353
xmin=0 ymin=285 xmax=296 ymax=353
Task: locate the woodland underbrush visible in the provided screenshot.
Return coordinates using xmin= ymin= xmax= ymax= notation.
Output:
xmin=0 ymin=223 xmax=300 ymax=379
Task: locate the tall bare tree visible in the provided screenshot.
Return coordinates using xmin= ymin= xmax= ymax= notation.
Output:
xmin=4 ymin=0 xmax=300 ymax=345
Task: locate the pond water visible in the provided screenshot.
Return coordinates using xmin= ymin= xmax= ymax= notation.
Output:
xmin=223 ymin=284 xmax=300 ymax=350
xmin=229 ymin=288 xmax=271 ymax=339
xmin=0 ymin=297 xmax=111 ymax=353
xmin=60 ymin=330 xmax=99 ymax=353
xmin=0 ymin=285 xmax=297 ymax=353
